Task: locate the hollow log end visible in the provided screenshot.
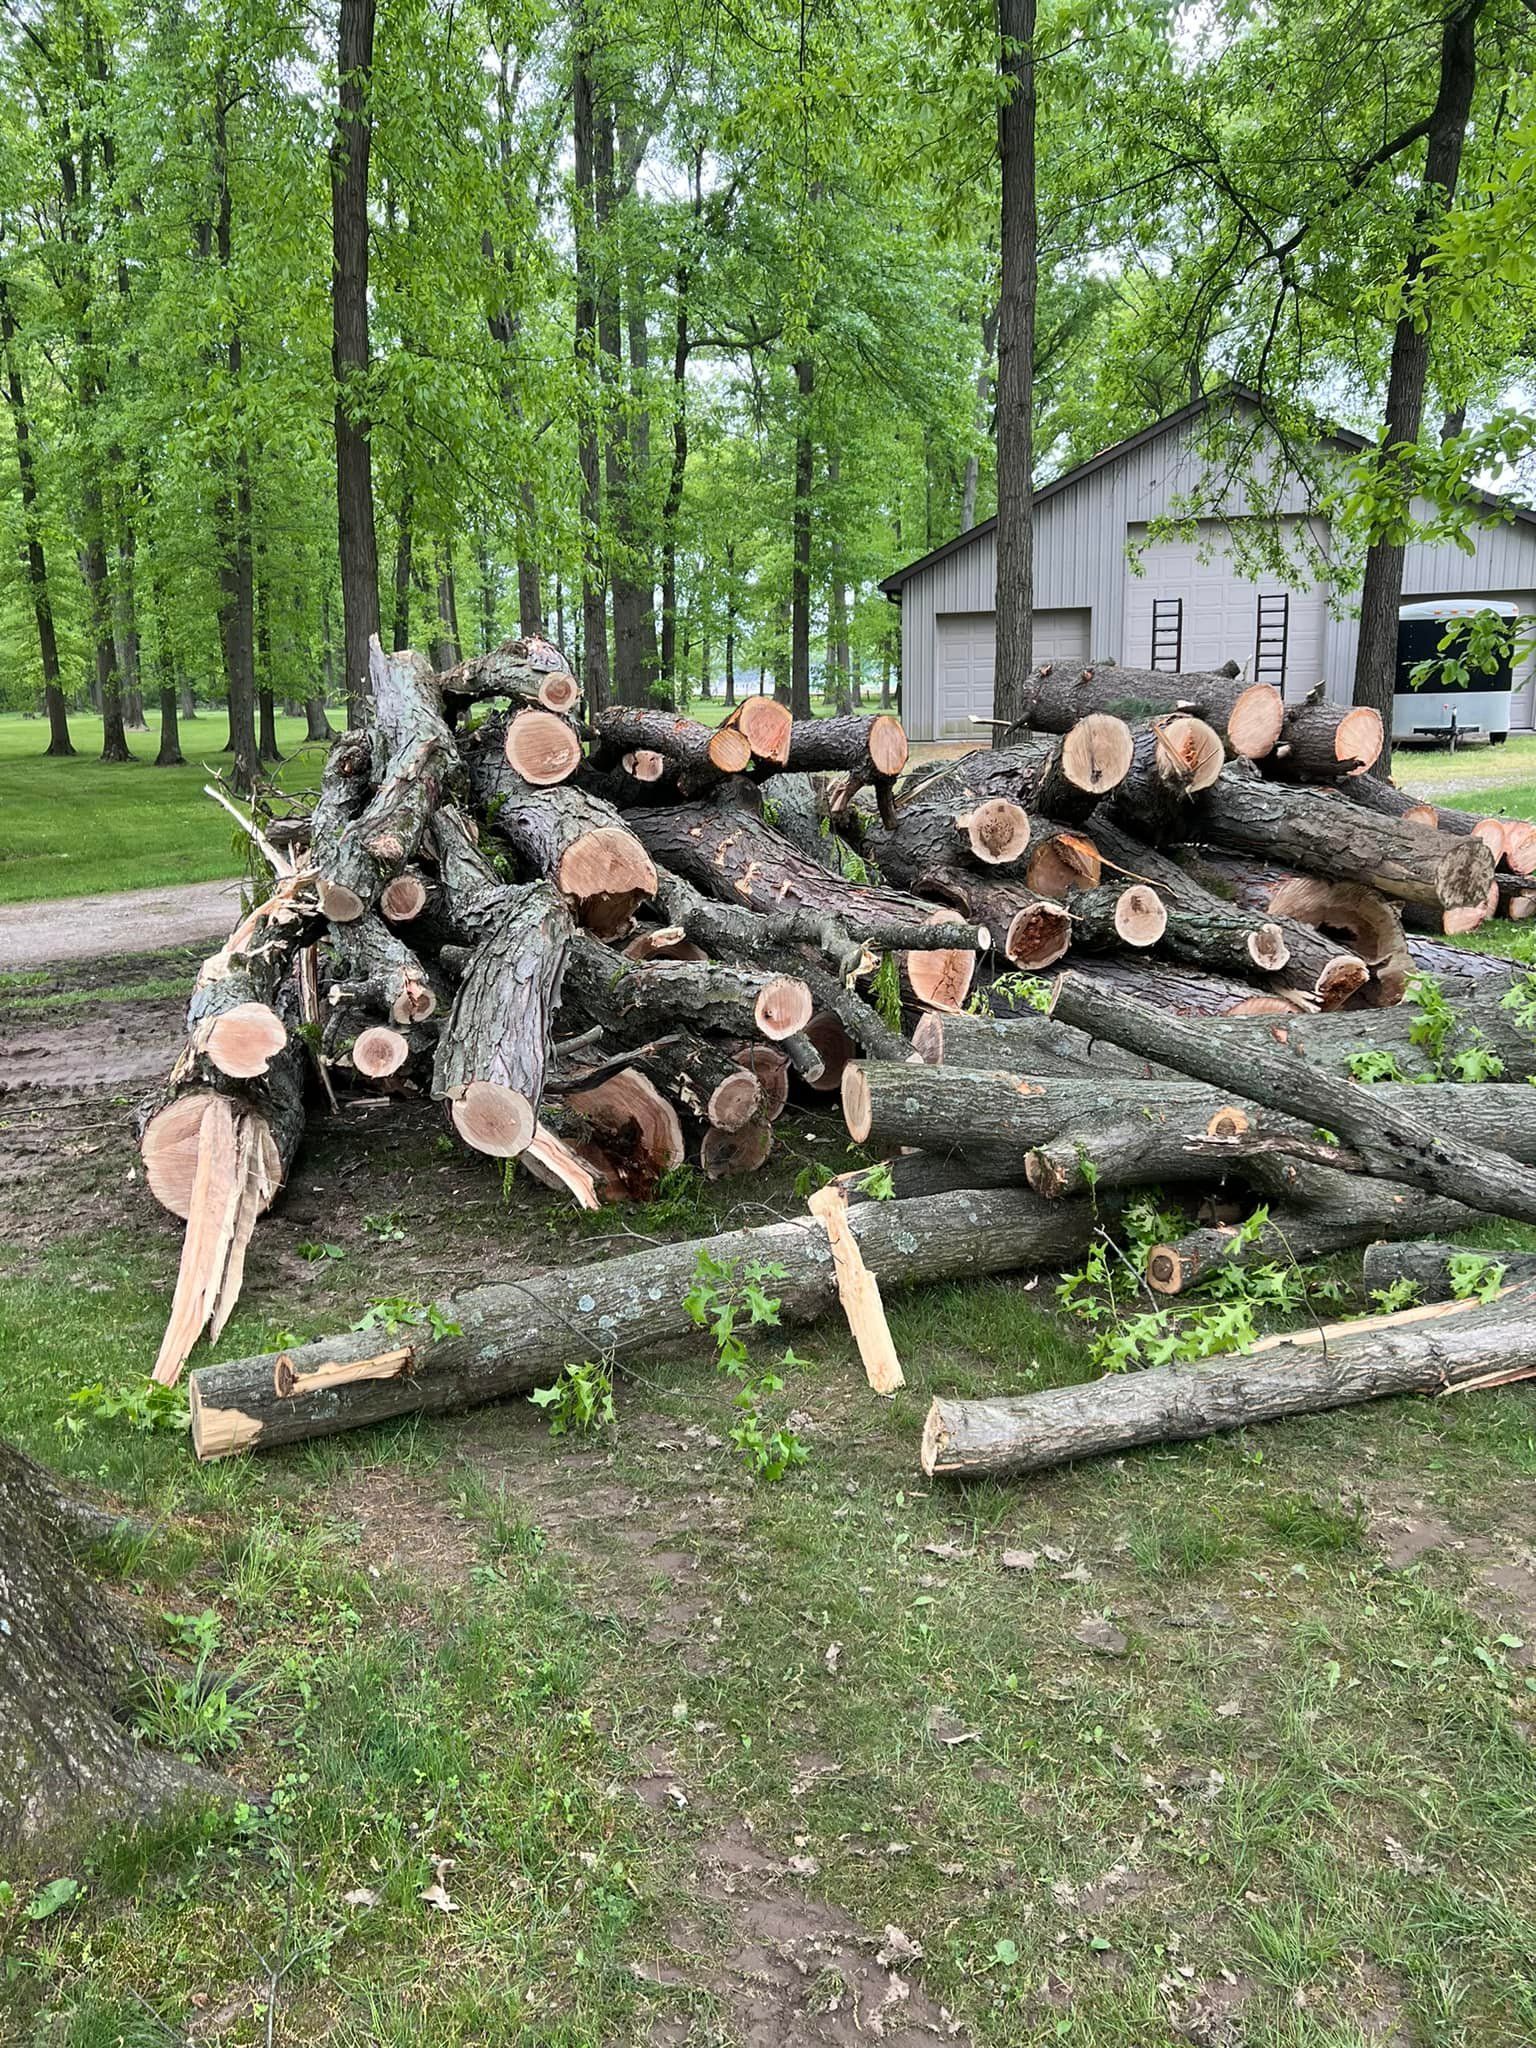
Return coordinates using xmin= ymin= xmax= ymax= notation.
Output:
xmin=390 ymin=977 xmax=437 ymax=1024
xmin=1227 ymin=683 xmax=1285 ymax=758
xmin=506 ymin=708 xmax=583 ymax=786
xmin=841 ymin=1062 xmax=873 ymax=1143
xmin=1205 ymin=1105 xmax=1250 ymax=1138
xmin=1064 ymin=712 xmax=1135 ymax=792
xmin=1248 ymin=922 xmax=1290 ymax=972
xmin=962 ymin=798 xmax=1031 ymax=866
xmin=803 ymin=1010 xmax=857 ymax=1093
xmin=1164 ymin=714 xmax=1225 ymax=790
xmin=568 ymin=1068 xmax=686 ymax=1178
xmin=1113 ymin=885 xmax=1166 ymax=948
xmin=1026 ymin=832 xmax=1102 ymax=897
xmin=353 ymin=1025 xmax=410 ymax=1078
xmin=1005 ymin=902 xmax=1071 ymax=971
xmin=450 ymin=1080 xmax=536 ymax=1158
xmin=204 ymin=1002 xmax=287 ymax=1079
xmin=1314 ymin=953 xmax=1369 ymax=1009
xmin=755 ymin=974 xmax=816 ymax=1040
xmin=1145 ymin=1245 xmax=1187 ymax=1295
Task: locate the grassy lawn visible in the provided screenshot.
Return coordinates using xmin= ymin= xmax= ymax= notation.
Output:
xmin=0 ymin=713 xmax=327 ymax=904
xmin=1395 ymin=734 xmax=1536 ymax=818
xmin=3 ymin=950 xmax=1536 ymax=2043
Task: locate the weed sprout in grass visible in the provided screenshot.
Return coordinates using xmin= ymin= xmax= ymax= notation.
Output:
xmin=683 ymin=1247 xmax=808 ymax=1480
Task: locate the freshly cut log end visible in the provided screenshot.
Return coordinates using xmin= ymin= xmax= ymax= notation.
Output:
xmin=554 ymin=827 xmax=659 ymax=939
xmin=733 ymin=1044 xmax=790 ymax=1121
xmin=1443 ymin=891 xmax=1497 ymax=936
xmin=905 ymin=932 xmax=978 ymax=1012
xmin=567 ymin=1068 xmax=686 ymax=1196
xmin=625 ymin=748 xmax=670 ymax=783
xmin=704 ymin=726 xmax=755 ymax=774
xmin=1109 ymin=884 xmax=1167 ymax=949
xmin=1502 ymin=820 xmax=1536 ymax=876
xmin=960 ymin=798 xmax=1031 ymax=866
xmin=727 ymin=695 xmax=793 ymax=765
xmin=352 ymin=1025 xmax=411 ymax=1079
xmin=707 ymin=1068 xmax=765 ymax=1131
xmin=449 ymin=1079 xmax=536 ymax=1158
xmin=755 ymin=974 xmax=816 ymax=1040
xmin=1230 ymin=994 xmax=1305 ymax=1016
xmin=1026 ymin=829 xmax=1101 ymax=897
xmin=1205 ymin=1105 xmax=1251 ymax=1139
xmin=317 ymin=878 xmax=365 ymax=923
xmin=537 ymin=671 xmax=581 ymax=713
xmin=1062 ymin=712 xmax=1134 ymax=793
xmin=700 ymin=1119 xmax=775 ymax=1179
xmin=910 ymin=1013 xmax=945 ymax=1064
xmin=380 ymin=873 xmax=429 ymax=922
xmin=1004 ymin=899 xmax=1072 ymax=970
xmin=505 ymin=708 xmax=583 ymax=786
xmin=1226 ymin=682 xmax=1286 ymax=759
xmin=622 ymin=927 xmax=710 ymax=964
xmin=1267 ymin=875 xmax=1402 ymax=966
xmin=1333 ymin=706 xmax=1384 ymax=775
xmin=1400 ymin=803 xmax=1438 ymax=831
xmin=868 ymin=713 xmax=909 ymax=778
xmin=199 ymin=1002 xmax=288 ymax=1079
xmin=1247 ymin=922 xmax=1289 ymax=971
xmin=1146 ymin=1244 xmax=1188 ymax=1296
xmin=841 ymin=1063 xmax=873 ymax=1144
xmin=1470 ymin=818 xmax=1508 ymax=863
xmin=802 ymin=1010 xmax=857 ymax=1094
xmin=1315 ymin=953 xmax=1370 ymax=1007
xmin=390 ymin=976 xmax=437 ymax=1024
xmin=140 ymin=1091 xmax=285 ymax=1224
xmin=1158 ymin=715 xmax=1225 ymax=791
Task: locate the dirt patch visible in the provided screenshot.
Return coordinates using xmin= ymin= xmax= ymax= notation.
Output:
xmin=0 ymin=879 xmax=241 ymax=971
xmin=1371 ymin=1505 xmax=1464 ymax=1569
xmin=324 ymin=1465 xmax=478 ymax=1589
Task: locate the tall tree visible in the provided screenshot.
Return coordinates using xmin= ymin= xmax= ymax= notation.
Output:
xmin=0 ymin=273 xmax=72 ymax=754
xmin=331 ymin=0 xmax=381 ymax=722
xmin=992 ymin=0 xmax=1036 ymax=727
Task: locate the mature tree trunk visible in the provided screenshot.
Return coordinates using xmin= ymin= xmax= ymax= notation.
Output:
xmin=112 ymin=505 xmax=146 ymax=728
xmin=432 ymin=551 xmax=461 ymax=668
xmin=660 ymin=170 xmax=697 ymax=686
xmin=331 ymin=0 xmax=382 ymax=723
xmin=724 ymin=539 xmax=737 ymax=704
xmin=790 ymin=355 xmax=815 ymax=720
xmin=1351 ymin=1 xmax=1483 ymax=766
xmin=82 ymin=474 xmax=129 ymax=761
xmin=992 ymin=0 xmax=1036 ymax=726
xmin=390 ymin=490 xmax=413 ymax=650
xmin=0 ymin=1439 xmax=226 ymax=1858
xmin=0 ymin=279 xmax=72 ymax=755
xmin=186 ymin=1188 xmax=1094 ymax=1458
xmin=572 ymin=13 xmax=610 ymax=713
xmin=255 ymin=579 xmax=280 ymax=762
xmin=961 ymin=302 xmax=998 ymax=531
xmin=148 ymin=561 xmax=184 ymax=767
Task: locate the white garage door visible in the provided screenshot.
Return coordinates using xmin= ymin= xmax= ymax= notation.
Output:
xmin=1123 ymin=522 xmax=1328 ymax=700
xmin=934 ymin=608 xmax=1091 ymax=737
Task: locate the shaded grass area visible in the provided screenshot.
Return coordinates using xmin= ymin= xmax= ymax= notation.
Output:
xmin=0 ymin=712 xmax=325 ymax=904
xmin=4 ymin=1133 xmax=1536 ymax=2045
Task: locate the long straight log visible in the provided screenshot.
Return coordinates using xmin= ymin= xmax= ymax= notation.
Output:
xmin=1050 ymin=970 xmax=1536 ymax=1226
xmin=1144 ymin=1187 xmax=1480 ymax=1296
xmin=1039 ymin=954 xmax=1303 ymax=1017
xmin=1361 ymin=1239 xmax=1536 ymax=1303
xmin=433 ymin=881 xmax=571 ymax=1158
xmin=185 ymin=1188 xmax=1097 ymax=1458
xmin=1014 ymin=660 xmax=1283 ymax=759
xmin=921 ymin=1283 xmax=1536 ymax=1480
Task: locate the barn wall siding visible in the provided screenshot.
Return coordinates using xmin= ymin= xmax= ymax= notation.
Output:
xmin=892 ymin=411 xmax=1536 ymax=741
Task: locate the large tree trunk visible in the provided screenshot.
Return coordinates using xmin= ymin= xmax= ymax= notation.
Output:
xmin=922 ymin=1282 xmax=1536 ymax=1480
xmin=331 ymin=0 xmax=382 ymax=724
xmin=0 ymin=1439 xmax=223 ymax=1857
xmin=571 ymin=12 xmax=610 ymax=714
xmin=186 ymin=1188 xmax=1095 ymax=1458
xmin=1015 ymin=661 xmax=1283 ymax=759
xmin=1351 ymin=1 xmax=1482 ymax=768
xmin=992 ymin=0 xmax=1036 ymax=726
xmin=790 ymin=355 xmax=815 ymax=720
xmin=0 ymin=280 xmax=72 ymax=756
xmin=82 ymin=471 xmax=129 ymax=762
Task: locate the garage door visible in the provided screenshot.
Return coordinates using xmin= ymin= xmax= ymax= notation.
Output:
xmin=1122 ymin=523 xmax=1328 ymax=699
xmin=934 ymin=608 xmax=1091 ymax=737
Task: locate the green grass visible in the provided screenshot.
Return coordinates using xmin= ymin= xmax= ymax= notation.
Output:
xmin=0 ymin=712 xmax=326 ymax=904
xmin=1396 ymin=733 xmax=1536 ymax=816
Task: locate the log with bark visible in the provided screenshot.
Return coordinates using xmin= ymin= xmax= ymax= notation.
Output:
xmin=920 ymin=725 xmax=1134 ymax=823
xmin=185 ymin=1188 xmax=1097 ymax=1458
xmin=1361 ymin=1238 xmax=1536 ymax=1302
xmin=921 ymin=1282 xmax=1536 ymax=1480
xmin=1012 ymin=659 xmax=1284 ymax=759
xmin=1101 ymin=715 xmax=1224 ymax=842
xmin=436 ymin=634 xmax=582 ymax=714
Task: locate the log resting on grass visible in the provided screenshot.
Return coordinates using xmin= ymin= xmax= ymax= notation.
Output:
xmin=1050 ymin=969 xmax=1536 ymax=1226
xmin=1013 ymin=660 xmax=1284 ymax=760
xmin=185 ymin=1187 xmax=1098 ymax=1458
xmin=436 ymin=635 xmax=582 ymax=714
xmin=1361 ymin=1239 xmax=1536 ymax=1303
xmin=1188 ymin=765 xmax=1496 ymax=921
xmin=920 ymin=1282 xmax=1536 ymax=1480
xmin=463 ymin=724 xmax=657 ymax=938
xmin=432 ymin=880 xmax=571 ymax=1158
xmin=1143 ymin=1185 xmax=1479 ymax=1295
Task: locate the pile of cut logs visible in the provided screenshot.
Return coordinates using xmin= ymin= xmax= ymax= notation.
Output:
xmin=145 ymin=636 xmax=1536 ymax=1477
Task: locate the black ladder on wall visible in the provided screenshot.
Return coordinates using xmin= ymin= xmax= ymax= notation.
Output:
xmin=1150 ymin=597 xmax=1183 ymax=671
xmin=1254 ymin=593 xmax=1290 ymax=689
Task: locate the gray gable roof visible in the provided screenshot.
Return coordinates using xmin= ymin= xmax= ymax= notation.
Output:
xmin=878 ymin=386 xmax=1536 ymax=598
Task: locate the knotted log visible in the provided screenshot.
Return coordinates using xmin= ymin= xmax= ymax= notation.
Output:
xmin=436 ymin=635 xmax=582 ymax=713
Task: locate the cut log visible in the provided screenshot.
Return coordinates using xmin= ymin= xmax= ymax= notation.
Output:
xmin=623 ymin=926 xmax=710 ymax=965
xmin=923 ymin=728 xmax=1132 ymax=824
xmin=379 ymin=871 xmax=433 ymax=923
xmin=1014 ymin=660 xmax=1283 ymax=760
xmin=464 ymin=725 xmax=657 ymax=938
xmin=306 ymin=726 xmax=382 ymax=921
xmin=433 ymin=880 xmax=571 ymax=1158
xmin=651 ymin=863 xmax=986 ymax=977
xmin=769 ymin=711 xmax=909 ymax=790
xmin=1187 ymin=764 xmax=1496 ymax=921
xmin=699 ymin=1119 xmax=775 ymax=1179
xmin=1180 ymin=1003 xmax=1536 ymax=1084
xmin=559 ymin=934 xmax=821 ymax=1076
xmin=911 ymin=1009 xmax=1152 ymax=1080
xmin=920 ymin=1282 xmax=1536 ymax=1480
xmin=564 ymin=1067 xmax=686 ymax=1200
xmin=733 ymin=1044 xmax=791 ymax=1121
xmin=348 ymin=1022 xmax=429 ymax=1081
xmin=1043 ymin=953 xmax=1304 ymax=1017
xmin=1025 ymin=822 xmax=1102 ymax=896
xmin=1265 ymin=701 xmax=1384 ymax=781
xmin=718 ymin=694 xmax=793 ymax=765
xmin=185 ymin=1187 xmax=1098 ymax=1457
xmin=591 ymin=706 xmax=752 ymax=791
xmin=437 ymin=634 xmax=582 ymax=713
xmin=1361 ymin=1239 xmax=1536 ymax=1303
xmin=325 ymin=913 xmax=437 ymax=1025
xmin=1067 ymin=882 xmax=1168 ymax=952
xmin=848 ymin=810 xmax=1066 ymax=971
xmin=802 ymin=1010 xmax=858 ymax=1093
xmin=1051 ymin=969 xmax=1536 ymax=1227
xmin=505 ymin=708 xmax=583 ymax=786
xmin=1100 ymin=716 xmax=1224 ymax=843
xmin=957 ymin=798 xmax=1032 ymax=866
xmin=521 ymin=1123 xmax=604 ymax=1208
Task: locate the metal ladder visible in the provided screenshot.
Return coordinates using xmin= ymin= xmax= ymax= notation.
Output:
xmin=1254 ymin=593 xmax=1290 ymax=689
xmin=1150 ymin=597 xmax=1183 ymax=671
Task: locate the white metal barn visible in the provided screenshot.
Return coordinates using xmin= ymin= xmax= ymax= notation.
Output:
xmin=880 ymin=389 xmax=1536 ymax=742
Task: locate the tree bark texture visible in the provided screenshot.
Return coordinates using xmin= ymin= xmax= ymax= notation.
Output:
xmin=992 ymin=0 xmax=1037 ymax=727
xmin=0 ymin=279 xmax=71 ymax=755
xmin=331 ymin=0 xmax=382 ymax=723
xmin=433 ymin=881 xmax=571 ymax=1157
xmin=1361 ymin=1239 xmax=1536 ymax=1304
xmin=1015 ymin=661 xmax=1283 ymax=759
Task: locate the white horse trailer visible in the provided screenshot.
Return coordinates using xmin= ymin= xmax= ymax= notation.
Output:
xmin=1394 ymin=599 xmax=1519 ymax=746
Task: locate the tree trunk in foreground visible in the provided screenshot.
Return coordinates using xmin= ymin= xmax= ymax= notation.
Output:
xmin=0 ymin=1439 xmax=222 ymax=1857
xmin=922 ymin=1281 xmax=1536 ymax=1480
xmin=992 ymin=0 xmax=1036 ymax=727
xmin=186 ymin=1187 xmax=1095 ymax=1458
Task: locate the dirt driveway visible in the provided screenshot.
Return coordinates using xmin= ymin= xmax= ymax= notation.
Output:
xmin=0 ymin=877 xmax=241 ymax=972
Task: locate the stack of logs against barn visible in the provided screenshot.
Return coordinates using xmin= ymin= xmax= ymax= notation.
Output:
xmin=148 ymin=635 xmax=1536 ymax=1477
